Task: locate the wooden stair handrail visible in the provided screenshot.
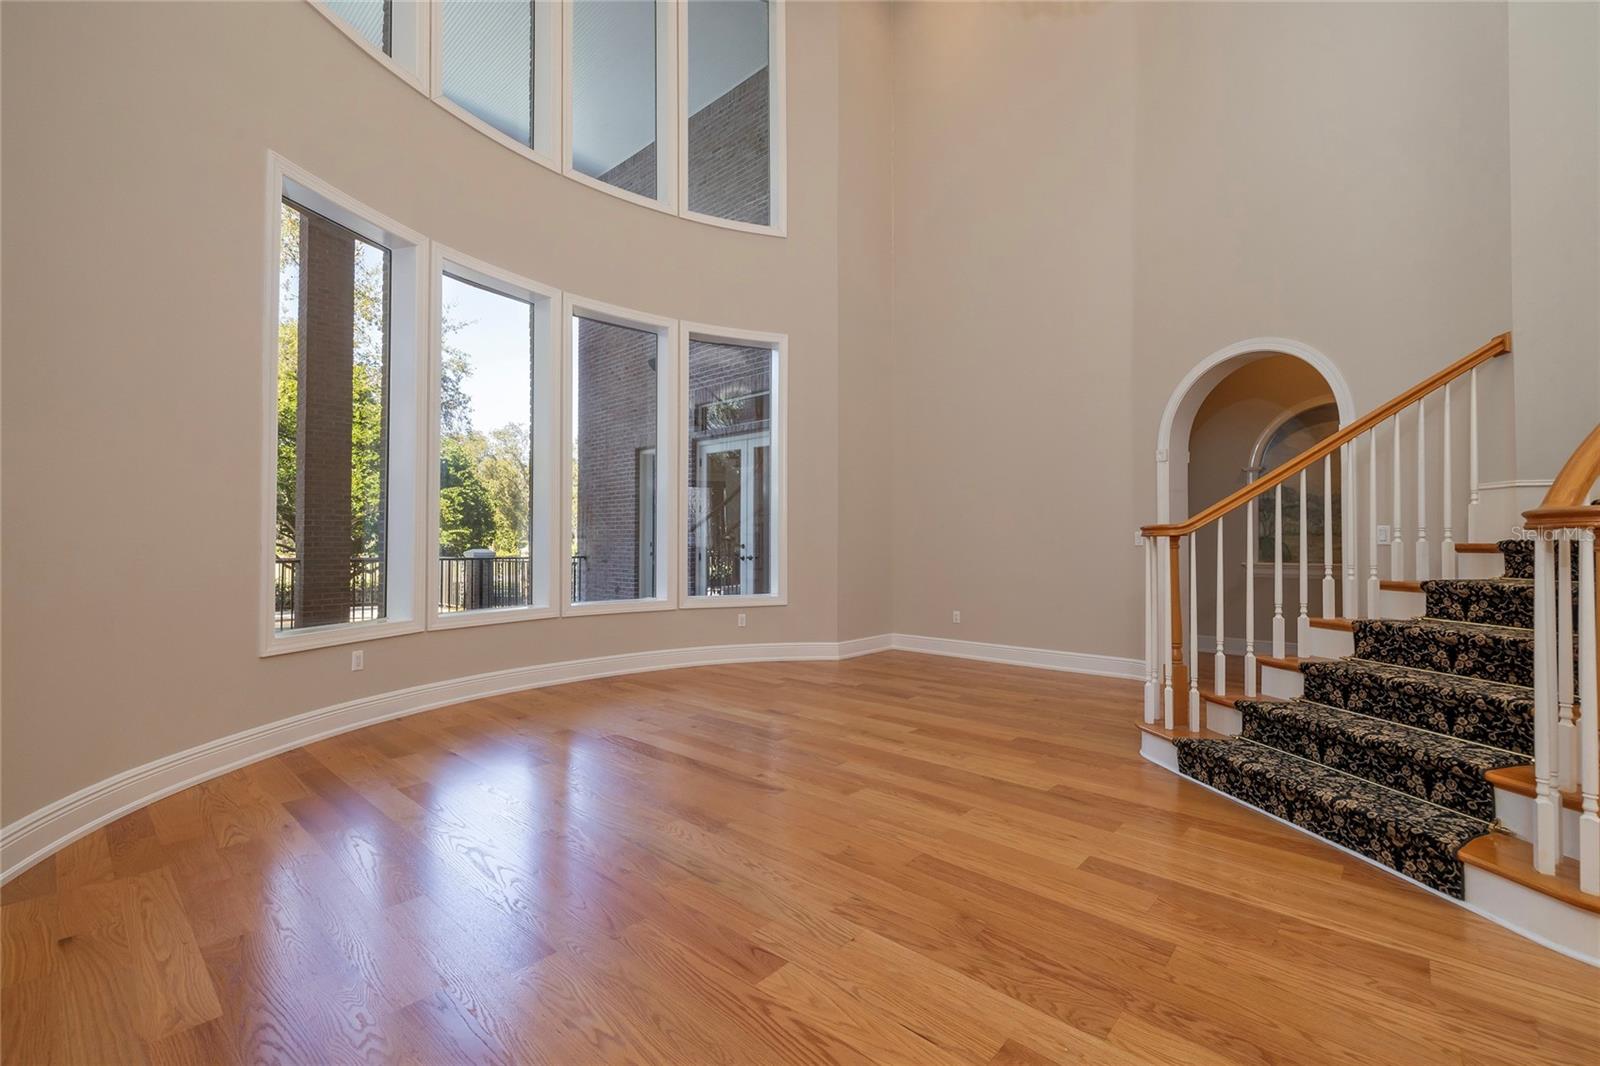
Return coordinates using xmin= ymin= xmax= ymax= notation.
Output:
xmin=1141 ymin=333 xmax=1511 ymax=538
xmin=1523 ymin=422 xmax=1600 ymax=530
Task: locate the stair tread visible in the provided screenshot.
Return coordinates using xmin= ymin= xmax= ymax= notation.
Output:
xmin=1308 ymin=617 xmax=1355 ymax=632
xmin=1420 ymin=577 xmax=1535 ymax=629
xmin=1482 ymin=764 xmax=1584 ymax=812
xmin=1453 ymin=543 xmax=1504 ymax=554
xmin=1361 ymin=615 xmax=1532 ymax=637
xmin=1175 ymin=737 xmax=1489 ymax=897
xmin=1457 ymin=835 xmax=1600 ymax=915
xmin=1235 ymin=698 xmax=1525 ymax=821
xmin=1301 ymin=657 xmax=1533 ymax=756
xmin=1380 ymin=580 xmax=1424 ymax=593
xmin=1137 ymin=720 xmax=1225 ymax=741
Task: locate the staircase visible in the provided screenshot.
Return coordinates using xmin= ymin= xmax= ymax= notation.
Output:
xmin=1136 ymin=335 xmax=1600 ymax=965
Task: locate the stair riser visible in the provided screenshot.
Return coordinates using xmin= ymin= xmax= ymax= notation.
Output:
xmin=1260 ymin=663 xmax=1303 ymax=699
xmin=1354 ymin=621 xmax=1533 ymax=687
xmin=1455 ymin=552 xmax=1504 ymax=579
xmin=1494 ymin=787 xmax=1582 ymax=861
xmin=1377 ymin=588 xmax=1427 ymax=619
xmin=1424 ymin=582 xmax=1534 ymax=630
xmin=1305 ymin=626 xmax=1354 ymax=659
xmin=1301 ymin=662 xmax=1534 ymax=756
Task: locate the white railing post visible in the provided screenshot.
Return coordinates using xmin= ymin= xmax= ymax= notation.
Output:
xmin=1577 ymin=527 xmax=1598 ymax=895
xmin=1162 ymin=536 xmax=1174 ymax=730
xmin=1342 ymin=442 xmax=1358 ymax=617
xmin=1391 ymin=414 xmax=1406 ymax=580
xmin=1533 ymin=532 xmax=1562 ymax=875
xmin=1189 ymin=534 xmax=1200 ymax=731
xmin=1245 ymin=499 xmax=1258 ymax=697
xmin=1215 ymin=517 xmax=1226 ymax=695
xmin=1415 ymin=398 xmax=1430 ymax=580
xmin=1574 ymin=528 xmax=1600 ymax=889
xmin=1441 ymin=381 xmax=1456 ymax=577
xmin=1322 ymin=455 xmax=1336 ymax=618
xmin=1144 ymin=535 xmax=1157 ymax=724
xmin=1273 ymin=485 xmax=1286 ymax=657
xmin=1467 ymin=367 xmax=1480 ymax=542
xmin=1298 ymin=470 xmax=1311 ymax=649
xmin=1558 ymin=533 xmax=1577 ymax=790
xmin=1367 ymin=430 xmax=1379 ymax=616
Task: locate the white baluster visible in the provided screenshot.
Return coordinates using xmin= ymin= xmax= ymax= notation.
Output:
xmin=1297 ymin=470 xmax=1311 ymax=649
xmin=1244 ymin=499 xmax=1257 ymax=697
xmin=1533 ymin=533 xmax=1562 ymax=875
xmin=1144 ymin=536 xmax=1157 ymax=724
xmin=1441 ymin=381 xmax=1455 ymax=577
xmin=1576 ymin=527 xmax=1598 ymax=894
xmin=1415 ymin=398 xmax=1429 ymax=580
xmin=1215 ymin=517 xmax=1226 ymax=695
xmin=1558 ymin=534 xmax=1576 ymax=790
xmin=1162 ymin=536 xmax=1174 ymax=730
xmin=1367 ymin=430 xmax=1379 ymax=617
xmin=1391 ymin=414 xmax=1405 ymax=579
xmin=1189 ymin=534 xmax=1200 ymax=732
xmin=1342 ymin=442 xmax=1358 ymax=617
xmin=1322 ymin=455 xmax=1335 ymax=618
xmin=1467 ymin=367 xmax=1480 ymax=542
xmin=1273 ymin=484 xmax=1286 ymax=657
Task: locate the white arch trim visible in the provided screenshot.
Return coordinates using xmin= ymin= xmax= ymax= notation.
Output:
xmin=1154 ymin=337 xmax=1356 ymax=523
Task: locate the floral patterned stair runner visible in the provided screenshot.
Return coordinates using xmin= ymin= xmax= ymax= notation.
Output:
xmin=1171 ymin=567 xmax=1547 ymax=898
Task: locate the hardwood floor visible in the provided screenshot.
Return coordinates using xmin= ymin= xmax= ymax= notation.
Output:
xmin=3 ymin=651 xmax=1596 ymax=1064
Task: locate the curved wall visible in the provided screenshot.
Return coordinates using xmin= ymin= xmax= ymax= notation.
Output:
xmin=0 ymin=1 xmax=886 ymax=831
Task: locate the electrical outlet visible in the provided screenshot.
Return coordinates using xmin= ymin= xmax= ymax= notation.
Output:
xmin=952 ymin=610 xmax=961 ymax=624
xmin=351 ymin=649 xmax=364 ymax=672
xmin=1376 ymin=525 xmax=1392 ymax=545
xmin=737 ymin=612 xmax=747 ymax=628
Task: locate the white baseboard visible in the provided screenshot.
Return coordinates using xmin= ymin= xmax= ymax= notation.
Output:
xmin=0 ymin=631 xmax=1135 ymax=882
xmin=887 ymin=633 xmax=1144 ymax=680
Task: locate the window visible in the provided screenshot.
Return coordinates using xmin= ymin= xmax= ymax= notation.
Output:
xmin=567 ymin=300 xmax=676 ymax=609
xmin=683 ymin=328 xmax=784 ymax=602
xmin=317 ymin=1 xmax=425 ymax=83
xmin=438 ymin=0 xmax=558 ymax=158
xmin=265 ymin=161 xmax=423 ymax=654
xmin=683 ymin=0 xmax=778 ymax=227
xmin=1252 ymin=402 xmax=1342 ymax=565
xmin=431 ymin=253 xmax=559 ymax=626
xmin=569 ymin=0 xmax=674 ymax=203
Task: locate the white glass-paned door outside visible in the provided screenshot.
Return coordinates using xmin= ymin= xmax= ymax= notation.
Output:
xmin=572 ymin=315 xmax=660 ymax=602
xmin=687 ymin=338 xmax=773 ymax=596
xmin=274 ymin=199 xmax=391 ymax=633
xmin=441 ymin=1 xmax=538 ymax=148
xmin=686 ymin=0 xmax=770 ymax=225
xmin=571 ymin=0 xmax=659 ymax=198
xmin=439 ymin=273 xmax=534 ymax=613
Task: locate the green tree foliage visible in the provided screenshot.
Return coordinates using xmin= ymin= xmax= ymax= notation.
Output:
xmin=439 ymin=435 xmax=497 ymax=555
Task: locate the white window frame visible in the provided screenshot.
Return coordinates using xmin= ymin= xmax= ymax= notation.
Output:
xmin=427 ymin=246 xmax=563 ymax=631
xmin=309 ymin=0 xmax=431 ymax=95
xmin=677 ymin=0 xmax=787 ymax=236
xmin=563 ymin=295 xmax=679 ymax=615
xmin=679 ymin=322 xmax=787 ymax=609
xmin=561 ymin=0 xmax=679 ymax=215
xmin=260 ymin=153 xmax=429 ymax=656
xmin=429 ymin=1 xmax=563 ymax=172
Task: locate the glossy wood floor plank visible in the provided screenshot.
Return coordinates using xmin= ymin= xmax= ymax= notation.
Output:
xmin=3 ymin=651 xmax=1596 ymax=1065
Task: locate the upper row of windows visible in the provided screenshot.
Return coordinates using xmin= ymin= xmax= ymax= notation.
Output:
xmin=315 ymin=0 xmax=784 ymax=233
xmin=265 ymin=155 xmax=787 ymax=656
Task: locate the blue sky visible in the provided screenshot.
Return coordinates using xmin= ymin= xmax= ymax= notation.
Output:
xmin=442 ymin=275 xmax=532 ymax=434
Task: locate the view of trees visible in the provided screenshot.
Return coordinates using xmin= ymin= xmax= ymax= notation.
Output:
xmin=276 ymin=205 xmax=532 ymax=563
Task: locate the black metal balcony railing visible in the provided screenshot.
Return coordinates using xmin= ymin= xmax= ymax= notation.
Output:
xmin=273 ymin=556 xmax=384 ymax=632
xmin=570 ymin=554 xmax=587 ymax=601
xmin=439 ymin=555 xmax=531 ymax=613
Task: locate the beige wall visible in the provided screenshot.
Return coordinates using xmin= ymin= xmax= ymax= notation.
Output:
xmin=888 ymin=1 xmax=1527 ymax=661
xmin=0 ymin=0 xmax=870 ymax=822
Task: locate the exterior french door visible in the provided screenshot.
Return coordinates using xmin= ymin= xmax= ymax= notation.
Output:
xmin=695 ymin=432 xmax=768 ymax=596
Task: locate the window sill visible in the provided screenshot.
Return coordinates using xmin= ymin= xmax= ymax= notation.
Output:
xmin=563 ymin=597 xmax=677 ymax=618
xmin=260 ymin=616 xmax=422 ymax=657
xmin=427 ymin=604 xmax=559 ymax=631
xmin=680 ymin=593 xmax=787 ymax=610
